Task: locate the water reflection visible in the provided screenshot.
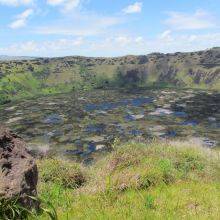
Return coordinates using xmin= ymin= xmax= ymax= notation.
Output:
xmin=0 ymin=89 xmax=219 ymax=162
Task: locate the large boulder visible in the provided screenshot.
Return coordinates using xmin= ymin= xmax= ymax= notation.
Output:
xmin=0 ymin=127 xmax=38 ymax=209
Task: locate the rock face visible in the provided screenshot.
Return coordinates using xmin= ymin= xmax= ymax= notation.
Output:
xmin=0 ymin=127 xmax=38 ymax=209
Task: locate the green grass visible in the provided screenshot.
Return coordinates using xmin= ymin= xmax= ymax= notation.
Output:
xmin=31 ymin=140 xmax=220 ymax=220
xmin=38 ymin=159 xmax=86 ymax=189
xmin=0 ymin=198 xmax=30 ymax=220
xmin=0 ymin=66 xmax=115 ymax=104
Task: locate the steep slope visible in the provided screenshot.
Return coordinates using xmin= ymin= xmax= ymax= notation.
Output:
xmin=0 ymin=48 xmax=219 ymax=104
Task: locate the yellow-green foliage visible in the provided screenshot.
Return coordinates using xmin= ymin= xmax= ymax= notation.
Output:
xmin=212 ymin=80 xmax=220 ymax=91
xmin=0 ymin=72 xmax=43 ymax=103
xmin=176 ymin=70 xmax=194 ymax=86
xmin=36 ymin=140 xmax=220 ymax=219
xmin=0 ymin=72 xmax=40 ymax=95
xmin=0 ymin=198 xmax=31 ymax=220
xmin=38 ymin=159 xmax=86 ymax=189
xmin=83 ymin=141 xmax=219 ymax=193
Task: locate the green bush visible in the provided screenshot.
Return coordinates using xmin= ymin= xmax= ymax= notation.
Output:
xmin=114 ymin=65 xmax=147 ymax=88
xmin=0 ymin=91 xmax=10 ymax=104
xmin=38 ymin=159 xmax=86 ymax=189
xmin=0 ymin=198 xmax=29 ymax=220
xmin=85 ymin=141 xmax=219 ymax=193
xmin=34 ymin=140 xmax=220 ymax=219
xmin=145 ymin=194 xmax=155 ymax=209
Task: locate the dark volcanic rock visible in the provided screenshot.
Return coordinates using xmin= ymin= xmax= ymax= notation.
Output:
xmin=0 ymin=127 xmax=38 ymax=209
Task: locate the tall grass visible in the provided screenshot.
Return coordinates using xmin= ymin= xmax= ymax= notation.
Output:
xmin=34 ymin=140 xmax=220 ymax=219
xmin=1 ymin=140 xmax=219 ymax=219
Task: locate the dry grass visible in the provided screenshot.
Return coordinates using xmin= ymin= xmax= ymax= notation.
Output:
xmin=38 ymin=158 xmax=87 ymax=189
xmin=79 ymin=140 xmax=220 ymax=195
xmin=33 ymin=139 xmax=220 ymax=219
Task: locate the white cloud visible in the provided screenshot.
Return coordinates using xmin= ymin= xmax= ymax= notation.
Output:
xmin=115 ymin=36 xmax=131 ymax=46
xmin=47 ymin=0 xmax=65 ymax=6
xmin=0 ymin=0 xmax=33 ymax=6
xmin=159 ymin=30 xmax=173 ymax=42
xmin=9 ymin=8 xmax=33 ymax=29
xmin=123 ymin=2 xmax=142 ymax=14
xmin=35 ymin=26 xmax=100 ymax=36
xmin=34 ymin=14 xmax=123 ymax=37
xmin=47 ymin=0 xmax=81 ymax=12
xmin=135 ymin=36 xmax=144 ymax=43
xmin=165 ymin=9 xmax=216 ymax=30
xmin=114 ymin=36 xmax=144 ymax=46
xmin=188 ymin=35 xmax=197 ymax=42
xmin=0 ymin=41 xmax=38 ymax=54
xmin=89 ymin=32 xmax=220 ymax=56
xmin=90 ymin=35 xmax=145 ymax=54
xmin=45 ymin=37 xmax=84 ymax=49
xmin=1 ymin=32 xmax=220 ymax=57
xmin=150 ymin=32 xmax=220 ymax=53
xmin=9 ymin=19 xmax=26 ymax=29
xmin=0 ymin=37 xmax=84 ymax=56
xmin=160 ymin=30 xmax=171 ymax=39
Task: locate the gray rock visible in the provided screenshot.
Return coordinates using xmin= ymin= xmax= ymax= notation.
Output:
xmin=6 ymin=116 xmax=23 ymax=124
xmin=0 ymin=127 xmax=38 ymax=209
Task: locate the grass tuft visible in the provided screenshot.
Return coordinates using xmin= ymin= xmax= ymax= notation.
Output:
xmin=38 ymin=159 xmax=87 ymax=189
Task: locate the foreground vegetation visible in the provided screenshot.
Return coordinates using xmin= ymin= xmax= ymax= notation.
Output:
xmin=2 ymin=140 xmax=218 ymax=219
xmin=37 ymin=140 xmax=220 ymax=219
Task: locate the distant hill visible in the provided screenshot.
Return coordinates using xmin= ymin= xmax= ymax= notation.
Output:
xmin=0 ymin=55 xmax=37 ymax=61
xmin=0 ymin=47 xmax=219 ymax=94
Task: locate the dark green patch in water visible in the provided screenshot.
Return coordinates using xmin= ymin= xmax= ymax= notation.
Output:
xmin=0 ymin=89 xmax=219 ymax=164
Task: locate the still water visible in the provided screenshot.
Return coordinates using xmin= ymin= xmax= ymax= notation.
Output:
xmin=0 ymin=89 xmax=219 ymax=163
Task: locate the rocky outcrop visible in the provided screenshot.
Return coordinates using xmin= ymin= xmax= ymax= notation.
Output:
xmin=0 ymin=127 xmax=38 ymax=209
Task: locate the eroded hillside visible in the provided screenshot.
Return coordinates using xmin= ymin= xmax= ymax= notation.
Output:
xmin=0 ymin=48 xmax=219 ymax=104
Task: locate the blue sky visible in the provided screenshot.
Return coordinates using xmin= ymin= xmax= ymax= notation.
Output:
xmin=0 ymin=0 xmax=219 ymax=57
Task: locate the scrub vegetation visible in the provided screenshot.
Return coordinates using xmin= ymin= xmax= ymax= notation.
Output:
xmin=0 ymin=47 xmax=219 ymax=219
xmin=0 ymin=47 xmax=219 ymax=104
xmin=6 ymin=140 xmax=218 ymax=219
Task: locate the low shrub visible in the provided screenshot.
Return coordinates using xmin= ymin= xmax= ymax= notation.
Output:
xmin=6 ymin=140 xmax=219 ymax=219
xmin=0 ymin=198 xmax=30 ymax=220
xmin=84 ymin=141 xmax=219 ymax=193
xmin=0 ymin=92 xmax=10 ymax=104
xmin=38 ymin=159 xmax=86 ymax=189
